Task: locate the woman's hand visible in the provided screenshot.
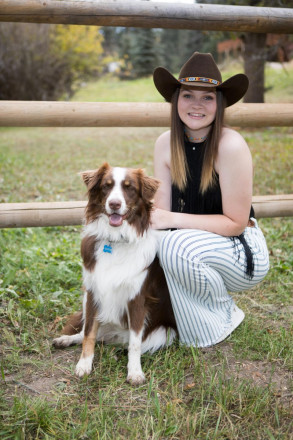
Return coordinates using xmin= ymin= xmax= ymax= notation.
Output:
xmin=151 ymin=207 xmax=172 ymax=230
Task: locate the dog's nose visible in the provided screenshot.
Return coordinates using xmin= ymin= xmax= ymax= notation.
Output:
xmin=109 ymin=199 xmax=122 ymax=211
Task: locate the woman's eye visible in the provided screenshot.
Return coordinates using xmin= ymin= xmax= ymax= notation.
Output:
xmin=204 ymin=95 xmax=214 ymax=101
xmin=183 ymin=93 xmax=192 ymax=99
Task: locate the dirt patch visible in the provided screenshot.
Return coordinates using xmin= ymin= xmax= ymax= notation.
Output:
xmin=201 ymin=343 xmax=293 ymax=408
xmin=3 ymin=340 xmax=293 ymax=410
xmin=4 ymin=348 xmax=79 ymax=399
xmin=5 ymin=375 xmax=63 ymax=396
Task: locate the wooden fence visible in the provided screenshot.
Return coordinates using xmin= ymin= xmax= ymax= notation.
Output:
xmin=1 ymin=1 xmax=292 ymax=33
xmin=1 ymin=102 xmax=293 ymax=128
xmin=0 ymin=1 xmax=292 ymax=228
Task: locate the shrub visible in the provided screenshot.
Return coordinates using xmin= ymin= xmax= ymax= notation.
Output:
xmin=0 ymin=23 xmax=104 ymax=100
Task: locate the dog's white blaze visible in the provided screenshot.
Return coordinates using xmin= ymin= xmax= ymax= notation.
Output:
xmin=105 ymin=167 xmax=127 ymax=215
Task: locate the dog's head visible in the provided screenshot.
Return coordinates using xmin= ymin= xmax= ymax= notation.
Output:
xmin=81 ymin=163 xmax=160 ymax=235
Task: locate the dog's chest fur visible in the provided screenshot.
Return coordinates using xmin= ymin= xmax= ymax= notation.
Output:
xmin=82 ymin=218 xmax=160 ymax=326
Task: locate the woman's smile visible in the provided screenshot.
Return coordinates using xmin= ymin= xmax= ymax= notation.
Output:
xmin=188 ymin=112 xmax=205 ymax=118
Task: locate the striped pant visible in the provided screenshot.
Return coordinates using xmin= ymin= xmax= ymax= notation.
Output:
xmin=158 ymin=219 xmax=269 ymax=347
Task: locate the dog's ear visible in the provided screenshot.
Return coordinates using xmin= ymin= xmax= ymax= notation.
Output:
xmin=80 ymin=163 xmax=110 ymax=191
xmin=79 ymin=169 xmax=96 ymax=187
xmin=137 ymin=169 xmax=160 ymax=201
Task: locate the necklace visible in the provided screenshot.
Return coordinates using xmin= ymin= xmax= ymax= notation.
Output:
xmin=185 ymin=133 xmax=208 ymax=142
xmin=185 ymin=131 xmax=208 ymax=143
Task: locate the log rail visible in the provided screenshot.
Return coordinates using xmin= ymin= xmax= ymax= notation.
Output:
xmin=0 ymin=1 xmax=292 ymax=33
xmin=1 ymin=195 xmax=293 ymax=229
xmin=0 ymin=102 xmax=293 ymax=128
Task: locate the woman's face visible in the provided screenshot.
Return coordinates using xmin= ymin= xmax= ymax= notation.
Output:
xmin=177 ymin=86 xmax=217 ymax=134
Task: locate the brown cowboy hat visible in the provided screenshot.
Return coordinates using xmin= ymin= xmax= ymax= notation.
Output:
xmin=153 ymin=52 xmax=248 ymax=107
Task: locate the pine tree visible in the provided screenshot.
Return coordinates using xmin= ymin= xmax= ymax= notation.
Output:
xmin=130 ymin=28 xmax=159 ymax=78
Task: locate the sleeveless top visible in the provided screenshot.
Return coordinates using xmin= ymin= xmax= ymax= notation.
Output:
xmin=171 ymin=139 xmax=254 ymax=278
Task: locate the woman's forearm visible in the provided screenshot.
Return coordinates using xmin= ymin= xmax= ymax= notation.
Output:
xmin=151 ymin=208 xmax=248 ymax=237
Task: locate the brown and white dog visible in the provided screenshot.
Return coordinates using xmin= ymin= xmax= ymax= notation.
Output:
xmin=53 ymin=163 xmax=177 ymax=385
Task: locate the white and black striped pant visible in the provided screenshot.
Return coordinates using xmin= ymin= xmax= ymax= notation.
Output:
xmin=159 ymin=219 xmax=270 ymax=347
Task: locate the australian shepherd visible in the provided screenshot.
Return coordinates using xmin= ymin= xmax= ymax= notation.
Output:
xmin=53 ymin=163 xmax=177 ymax=385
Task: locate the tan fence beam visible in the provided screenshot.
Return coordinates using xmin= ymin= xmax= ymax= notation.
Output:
xmin=0 ymin=195 xmax=292 ymax=228
xmin=1 ymin=102 xmax=293 ymax=128
xmin=0 ymin=201 xmax=87 ymax=229
xmin=253 ymin=195 xmax=293 ymax=219
xmin=0 ymin=102 xmax=169 ymax=128
xmin=225 ymin=104 xmax=293 ymax=128
xmin=0 ymin=1 xmax=292 ymax=33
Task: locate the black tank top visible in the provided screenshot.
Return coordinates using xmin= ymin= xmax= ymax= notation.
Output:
xmin=171 ymin=139 xmax=254 ymax=218
xmin=171 ymin=139 xmax=254 ymax=278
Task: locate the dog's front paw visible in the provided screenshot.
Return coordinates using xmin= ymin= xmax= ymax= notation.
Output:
xmin=127 ymin=371 xmax=146 ymax=386
xmin=75 ymin=355 xmax=94 ymax=377
xmin=53 ymin=335 xmax=73 ymax=348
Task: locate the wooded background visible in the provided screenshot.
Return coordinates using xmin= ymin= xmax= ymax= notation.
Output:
xmin=1 ymin=0 xmax=292 ymax=103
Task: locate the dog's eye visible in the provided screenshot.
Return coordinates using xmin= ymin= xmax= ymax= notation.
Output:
xmin=102 ymin=179 xmax=113 ymax=192
xmin=123 ymin=180 xmax=133 ymax=189
xmin=123 ymin=180 xmax=136 ymax=194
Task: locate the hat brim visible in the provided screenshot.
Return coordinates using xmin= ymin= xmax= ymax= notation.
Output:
xmin=153 ymin=67 xmax=249 ymax=107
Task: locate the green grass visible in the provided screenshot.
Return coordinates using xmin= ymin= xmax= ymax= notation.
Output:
xmin=0 ymin=63 xmax=293 ymax=439
xmin=73 ymin=75 xmax=163 ymax=102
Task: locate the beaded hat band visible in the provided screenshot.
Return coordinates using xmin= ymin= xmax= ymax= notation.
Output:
xmin=179 ymin=77 xmax=221 ymax=86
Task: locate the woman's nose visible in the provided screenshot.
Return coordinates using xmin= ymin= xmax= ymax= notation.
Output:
xmin=191 ymin=97 xmax=201 ymax=107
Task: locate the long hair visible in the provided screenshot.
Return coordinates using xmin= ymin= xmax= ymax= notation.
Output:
xmin=170 ymin=88 xmax=226 ymax=193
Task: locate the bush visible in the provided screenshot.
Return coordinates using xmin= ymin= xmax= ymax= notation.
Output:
xmin=0 ymin=23 xmax=104 ymax=101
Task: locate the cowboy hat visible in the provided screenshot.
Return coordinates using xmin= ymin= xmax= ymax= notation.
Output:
xmin=153 ymin=52 xmax=248 ymax=107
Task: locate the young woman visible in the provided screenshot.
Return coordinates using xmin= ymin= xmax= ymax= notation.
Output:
xmin=151 ymin=52 xmax=269 ymax=347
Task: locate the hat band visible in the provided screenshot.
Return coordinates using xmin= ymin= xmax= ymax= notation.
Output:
xmin=179 ymin=76 xmax=221 ymax=86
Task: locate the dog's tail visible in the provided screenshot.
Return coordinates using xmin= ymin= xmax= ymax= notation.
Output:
xmin=61 ymin=311 xmax=83 ymax=335
xmin=141 ymin=326 xmax=177 ymax=354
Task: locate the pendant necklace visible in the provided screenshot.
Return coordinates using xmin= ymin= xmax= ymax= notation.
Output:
xmin=184 ymin=129 xmax=208 ymax=150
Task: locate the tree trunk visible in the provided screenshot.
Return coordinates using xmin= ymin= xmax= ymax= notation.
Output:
xmin=243 ymin=32 xmax=267 ymax=103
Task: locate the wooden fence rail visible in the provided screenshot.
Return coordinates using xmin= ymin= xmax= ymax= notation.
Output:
xmin=1 ymin=102 xmax=293 ymax=128
xmin=0 ymin=1 xmax=292 ymax=33
xmin=1 ymin=195 xmax=293 ymax=229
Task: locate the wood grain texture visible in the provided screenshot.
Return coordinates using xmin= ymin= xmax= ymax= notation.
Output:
xmin=1 ymin=102 xmax=293 ymax=128
xmin=0 ymin=1 xmax=292 ymax=33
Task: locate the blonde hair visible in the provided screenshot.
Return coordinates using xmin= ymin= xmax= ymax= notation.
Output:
xmin=170 ymin=88 xmax=226 ymax=193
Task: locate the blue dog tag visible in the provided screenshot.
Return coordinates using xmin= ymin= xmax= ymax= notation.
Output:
xmin=103 ymin=244 xmax=112 ymax=254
